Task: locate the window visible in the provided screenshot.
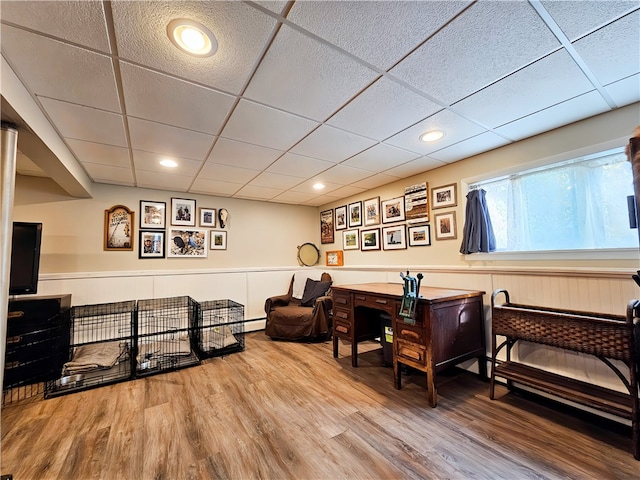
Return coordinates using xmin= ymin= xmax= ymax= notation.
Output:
xmin=470 ymin=148 xmax=636 ymax=252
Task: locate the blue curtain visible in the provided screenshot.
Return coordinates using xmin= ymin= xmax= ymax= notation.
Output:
xmin=459 ymin=188 xmax=496 ymax=254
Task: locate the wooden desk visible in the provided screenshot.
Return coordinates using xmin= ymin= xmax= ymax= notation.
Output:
xmin=332 ymin=283 xmax=486 ymax=407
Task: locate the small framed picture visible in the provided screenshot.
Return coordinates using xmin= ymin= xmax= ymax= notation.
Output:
xmin=168 ymin=228 xmax=208 ymax=257
xmin=139 ymin=230 xmax=165 ymax=258
xmin=432 ymin=183 xmax=457 ymax=209
xmin=326 ymin=250 xmax=344 ymax=266
xmin=360 ymin=228 xmax=380 ymax=251
xmin=140 ymin=200 xmax=166 ymax=229
xmin=434 ymin=211 xmax=457 ymax=241
xmin=408 ymin=224 xmax=431 ymax=247
xmin=348 ymin=201 xmax=362 ymax=228
xmin=382 ymin=225 xmax=407 ymax=250
xmin=381 ymin=197 xmax=406 ymax=224
xmin=343 ymin=229 xmax=359 ymax=250
xmin=321 ymin=209 xmax=334 ymax=244
xmin=363 ymin=196 xmax=380 ymax=226
xmin=199 ymin=207 xmax=216 ymax=227
xmin=171 ymin=198 xmax=196 ymax=226
xmin=210 ymin=230 xmax=227 ymax=250
xmin=335 ymin=205 xmax=347 ymax=230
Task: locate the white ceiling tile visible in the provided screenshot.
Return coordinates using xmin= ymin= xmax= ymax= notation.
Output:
xmin=327 ymin=185 xmax=368 ymax=199
xmin=540 ymin=0 xmax=639 ymax=41
xmin=454 ymin=50 xmax=596 ymax=129
xmin=390 ymin=1 xmax=561 ymax=104
xmin=604 ymin=74 xmax=640 ymax=106
xmin=251 ymin=2 xmax=290 ymax=15
xmin=128 ymin=117 xmax=214 ymax=160
xmin=352 ymin=173 xmax=403 ymax=190
xmin=111 ymin=1 xmax=277 ymax=94
xmin=220 ymin=99 xmax=318 ymax=151
xmin=385 ymin=110 xmax=487 ymax=154
xmin=287 ymin=0 xmax=472 ymax=70
xmin=82 ymin=163 xmax=134 ymax=186
xmin=0 ymin=0 xmax=111 ymax=52
xmin=494 ymin=91 xmax=612 ymax=141
xmin=199 ymin=163 xmax=261 ymax=184
xmin=1 ymin=25 xmax=120 ymax=111
xmin=342 ymin=143 xmax=420 ymax=172
xmin=290 ymin=125 xmax=376 ymax=162
xmin=66 ymin=139 xmax=130 ymax=168
xmin=291 ymin=179 xmax=344 ymax=195
xmin=190 ymin=178 xmax=241 ymax=197
xmin=136 ymin=170 xmax=193 ymax=191
xmin=327 ymin=77 xmax=442 ymax=140
xmin=572 ymin=10 xmax=640 ymax=87
xmin=132 ymin=149 xmax=202 ymax=177
xmin=383 ymin=157 xmax=445 ymax=178
xmin=270 ymin=190 xmax=317 ymax=204
xmin=247 ymin=172 xmax=304 ymax=190
xmin=315 ymin=164 xmax=372 ymax=185
xmin=244 ymin=24 xmax=379 ymax=120
xmin=207 ymin=138 xmax=284 ymax=170
xmin=39 ymin=97 xmax=127 ymax=147
xmin=266 ymin=153 xmax=333 ymax=178
xmin=120 ymin=62 xmax=235 ymax=135
xmin=303 ymin=195 xmax=343 ymax=207
xmin=234 ymin=184 xmax=283 ymax=200
xmin=429 ymin=132 xmax=512 ymax=163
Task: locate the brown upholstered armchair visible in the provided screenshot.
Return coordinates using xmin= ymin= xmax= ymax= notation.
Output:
xmin=264 ymin=272 xmax=333 ymax=341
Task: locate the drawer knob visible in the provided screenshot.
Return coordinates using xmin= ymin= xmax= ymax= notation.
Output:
xmin=336 ymin=311 xmax=348 ymax=319
xmin=400 ymin=329 xmax=419 ymax=340
xmin=375 ymin=299 xmax=388 ymax=305
xmin=336 ymin=325 xmax=348 ymax=334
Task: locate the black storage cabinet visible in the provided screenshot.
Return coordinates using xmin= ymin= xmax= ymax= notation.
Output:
xmin=4 ymin=295 xmax=71 ymax=404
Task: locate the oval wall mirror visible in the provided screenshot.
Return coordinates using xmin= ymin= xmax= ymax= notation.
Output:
xmin=297 ymin=243 xmax=320 ymax=266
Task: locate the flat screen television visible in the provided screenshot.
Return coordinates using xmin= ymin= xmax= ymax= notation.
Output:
xmin=9 ymin=222 xmax=43 ymax=295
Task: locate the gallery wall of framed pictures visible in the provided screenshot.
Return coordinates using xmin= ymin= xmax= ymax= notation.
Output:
xmin=105 ymin=197 xmax=233 ymax=259
xmin=321 ymin=180 xmax=458 ymax=254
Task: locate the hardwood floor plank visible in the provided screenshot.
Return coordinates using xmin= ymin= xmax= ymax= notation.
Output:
xmin=2 ymin=331 xmax=639 ymax=480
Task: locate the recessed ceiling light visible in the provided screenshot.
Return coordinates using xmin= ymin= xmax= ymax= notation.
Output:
xmin=313 ymin=182 xmax=325 ymax=190
xmin=160 ymin=159 xmax=178 ymax=168
xmin=167 ymin=19 xmax=217 ymax=57
xmin=420 ymin=130 xmax=445 ymax=142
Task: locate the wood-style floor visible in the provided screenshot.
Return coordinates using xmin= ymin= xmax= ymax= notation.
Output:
xmin=1 ymin=332 xmax=639 ymax=480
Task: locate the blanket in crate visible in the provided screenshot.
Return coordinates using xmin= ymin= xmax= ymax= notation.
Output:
xmin=63 ymin=341 xmax=127 ymax=375
xmin=201 ymin=325 xmax=238 ymax=350
xmin=136 ymin=336 xmax=192 ymax=363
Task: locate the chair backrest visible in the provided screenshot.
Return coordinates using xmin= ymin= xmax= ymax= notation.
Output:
xmin=289 ymin=272 xmax=332 ymax=299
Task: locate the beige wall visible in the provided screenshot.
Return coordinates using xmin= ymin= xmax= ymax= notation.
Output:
xmin=12 ymin=179 xmax=319 ymax=273
xmin=11 ymin=102 xmax=640 ymax=276
xmin=318 ymin=102 xmax=640 ymax=270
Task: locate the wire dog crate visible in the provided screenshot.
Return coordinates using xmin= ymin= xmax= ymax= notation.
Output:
xmin=45 ymin=300 xmax=136 ymax=398
xmin=135 ymin=296 xmax=200 ymax=376
xmin=196 ymin=299 xmax=245 ymax=359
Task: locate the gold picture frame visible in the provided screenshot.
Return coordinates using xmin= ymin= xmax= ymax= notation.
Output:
xmin=104 ymin=204 xmax=134 ymax=251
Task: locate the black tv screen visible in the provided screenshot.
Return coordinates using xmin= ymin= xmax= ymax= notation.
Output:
xmin=9 ymin=222 xmax=43 ymax=295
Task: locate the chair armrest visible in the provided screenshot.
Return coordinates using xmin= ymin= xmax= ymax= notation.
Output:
xmin=265 ymin=294 xmax=291 ymax=314
xmin=314 ymin=295 xmax=333 ymax=311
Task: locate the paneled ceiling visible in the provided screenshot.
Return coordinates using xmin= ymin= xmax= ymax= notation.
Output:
xmin=1 ymin=0 xmax=639 ymax=206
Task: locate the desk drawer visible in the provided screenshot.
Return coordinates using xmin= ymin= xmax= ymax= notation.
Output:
xmin=353 ymin=293 xmax=394 ymax=311
xmin=333 ymin=307 xmax=352 ymax=323
xmin=395 ymin=323 xmax=425 ymax=344
xmin=333 ymin=319 xmax=352 ymax=338
xmin=396 ymin=340 xmax=427 ymax=366
xmin=332 ymin=291 xmax=352 ymax=308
